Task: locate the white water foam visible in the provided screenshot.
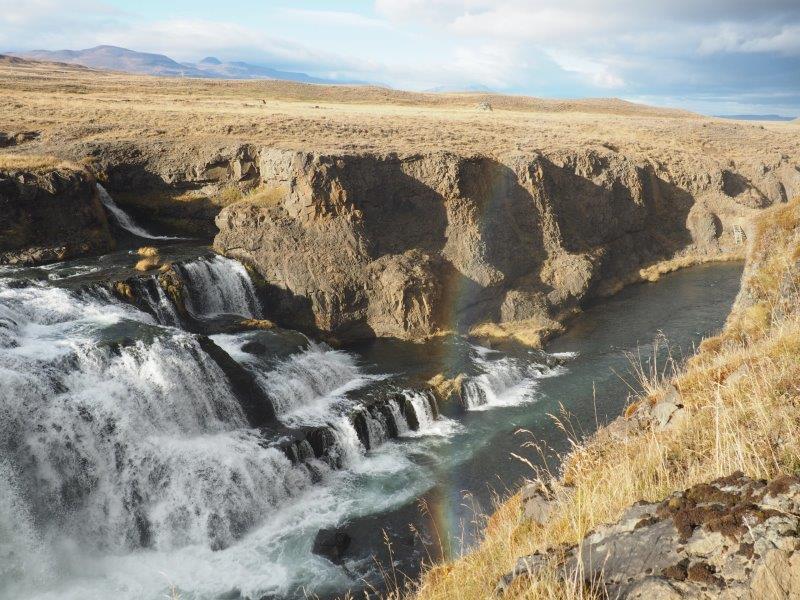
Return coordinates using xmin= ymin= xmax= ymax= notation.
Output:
xmin=461 ymin=353 xmax=543 ymax=411
xmin=178 ymin=256 xmax=262 ymax=319
xmin=0 ymin=459 xmax=55 ymax=598
xmin=96 ymin=184 xmax=182 ymax=240
xmin=400 ymin=390 xmax=462 ymax=437
xmin=0 ymin=279 xmax=316 ymax=557
xmin=253 ymin=341 xmax=382 ymax=426
xmin=134 ymin=277 xmax=182 ymax=326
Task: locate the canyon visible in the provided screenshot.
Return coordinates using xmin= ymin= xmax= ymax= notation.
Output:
xmin=3 ymin=56 xmax=799 ymax=344
xmin=1 ymin=56 xmax=800 ymax=600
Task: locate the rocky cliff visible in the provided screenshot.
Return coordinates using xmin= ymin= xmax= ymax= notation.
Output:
xmin=211 ymin=147 xmax=799 ymax=343
xmin=0 ymin=166 xmax=114 ymax=265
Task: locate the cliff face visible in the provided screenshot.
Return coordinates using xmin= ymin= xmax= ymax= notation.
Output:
xmin=212 ymin=147 xmax=799 ymax=342
xmin=0 ymin=167 xmax=114 ymax=265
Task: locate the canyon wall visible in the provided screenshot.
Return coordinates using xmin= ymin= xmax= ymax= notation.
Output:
xmin=0 ymin=166 xmax=114 ymax=265
xmin=207 ymin=147 xmax=799 ymax=343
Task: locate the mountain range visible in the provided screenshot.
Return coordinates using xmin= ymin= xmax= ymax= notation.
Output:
xmin=715 ymin=113 xmax=797 ymax=122
xmin=9 ymin=45 xmax=356 ymax=84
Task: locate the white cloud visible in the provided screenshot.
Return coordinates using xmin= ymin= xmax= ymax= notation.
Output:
xmin=0 ymin=0 xmax=797 ymax=114
xmin=282 ymin=8 xmax=391 ymax=30
xmin=547 ymin=51 xmax=626 ymax=88
xmin=699 ymin=23 xmax=800 ymax=56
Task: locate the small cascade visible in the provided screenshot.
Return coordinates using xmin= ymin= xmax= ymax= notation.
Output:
xmin=403 ymin=390 xmax=439 ymax=430
xmin=350 ymin=391 xmax=444 ymax=449
xmin=96 ymin=184 xmax=181 ymax=240
xmin=127 ymin=275 xmax=183 ymax=327
xmin=175 ymin=256 xmax=262 ymax=319
xmin=256 ymin=342 xmax=367 ymax=423
xmin=387 ymin=397 xmax=409 ymax=435
xmin=364 ymin=410 xmax=390 ymax=449
xmin=461 ymin=353 xmax=552 ymax=410
xmin=328 ymin=417 xmax=366 ymax=466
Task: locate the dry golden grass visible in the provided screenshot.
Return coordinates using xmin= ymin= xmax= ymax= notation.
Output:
xmin=1 ymin=57 xmax=798 ymax=163
xmin=136 ymin=246 xmax=159 ymax=257
xmin=412 ymin=199 xmax=800 ymax=600
xmin=134 ymin=257 xmax=160 ymax=271
xmin=638 ymin=251 xmax=744 ymax=282
xmin=0 ymin=153 xmax=78 ymax=173
xmin=241 ymin=183 xmax=287 ymax=206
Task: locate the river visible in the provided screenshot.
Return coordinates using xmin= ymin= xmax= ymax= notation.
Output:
xmin=0 ymin=218 xmax=742 ymax=600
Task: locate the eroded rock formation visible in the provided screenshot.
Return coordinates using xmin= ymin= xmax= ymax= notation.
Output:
xmin=211 ymin=148 xmax=799 ymax=342
xmin=0 ymin=167 xmax=114 ymax=265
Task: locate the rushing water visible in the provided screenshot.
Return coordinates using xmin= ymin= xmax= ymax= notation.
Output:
xmin=96 ymin=185 xmax=184 ymax=241
xmin=0 ymin=217 xmax=743 ymax=600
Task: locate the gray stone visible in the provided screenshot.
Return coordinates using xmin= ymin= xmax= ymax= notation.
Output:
xmin=497 ymin=473 xmax=800 ymax=598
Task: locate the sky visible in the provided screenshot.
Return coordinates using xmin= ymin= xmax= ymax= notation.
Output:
xmin=1 ymin=0 xmax=799 ymax=116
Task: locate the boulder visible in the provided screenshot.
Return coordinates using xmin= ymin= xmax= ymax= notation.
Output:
xmin=520 ymin=480 xmax=569 ymax=525
xmin=312 ymin=528 xmax=352 ymax=564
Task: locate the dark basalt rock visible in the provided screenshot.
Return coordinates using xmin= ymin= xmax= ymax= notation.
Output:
xmin=312 ymin=528 xmax=352 ymax=564
xmin=196 ymin=335 xmax=277 ymax=427
xmin=0 ymin=167 xmax=115 ymax=266
xmin=241 ymin=340 xmax=267 ymax=355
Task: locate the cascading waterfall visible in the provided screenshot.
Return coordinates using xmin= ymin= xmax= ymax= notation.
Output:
xmin=214 ymin=331 xmax=450 ymax=459
xmin=175 ymin=256 xmax=262 ymax=319
xmin=0 ymin=458 xmax=54 ymax=597
xmin=0 ymin=278 xmax=316 ymax=555
xmin=405 ymin=390 xmax=438 ymax=429
xmin=0 ymin=251 xmax=553 ymax=600
xmin=256 ymin=342 xmax=372 ymax=424
xmin=96 ymin=184 xmax=181 ymax=240
xmin=127 ymin=275 xmax=183 ymax=327
xmin=460 ymin=351 xmax=558 ymax=410
xmin=387 ymin=397 xmax=409 ymax=435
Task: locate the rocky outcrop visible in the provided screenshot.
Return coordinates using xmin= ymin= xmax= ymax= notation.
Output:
xmin=0 ymin=167 xmax=114 ymax=265
xmin=498 ymin=473 xmax=800 ymax=599
xmin=212 ymin=148 xmax=798 ymax=342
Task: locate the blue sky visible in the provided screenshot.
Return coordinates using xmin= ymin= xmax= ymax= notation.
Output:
xmin=1 ymin=0 xmax=799 ymax=116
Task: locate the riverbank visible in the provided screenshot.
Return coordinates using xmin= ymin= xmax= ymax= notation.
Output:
xmin=412 ymin=197 xmax=800 ymax=599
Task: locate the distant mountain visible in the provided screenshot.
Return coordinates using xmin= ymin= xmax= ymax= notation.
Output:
xmin=716 ymin=114 xmax=796 ymax=122
xmin=9 ymin=45 xmax=356 ymax=84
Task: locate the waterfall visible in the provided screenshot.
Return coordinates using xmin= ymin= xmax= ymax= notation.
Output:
xmin=328 ymin=417 xmax=366 ymax=466
xmin=387 ymin=397 xmax=409 ymax=435
xmin=363 ymin=409 xmax=389 ymax=449
xmin=175 ymin=256 xmax=262 ymax=319
xmin=128 ymin=276 xmax=182 ymax=327
xmin=0 ymin=459 xmax=54 ymax=597
xmin=255 ymin=342 xmax=370 ymax=425
xmin=405 ymin=390 xmax=438 ymax=429
xmin=0 ymin=278 xmax=314 ymax=553
xmin=96 ymin=184 xmax=182 ymax=240
xmin=461 ymin=353 xmax=553 ymax=410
